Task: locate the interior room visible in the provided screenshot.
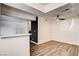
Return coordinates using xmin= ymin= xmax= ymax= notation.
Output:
xmin=0 ymin=3 xmax=79 ymax=56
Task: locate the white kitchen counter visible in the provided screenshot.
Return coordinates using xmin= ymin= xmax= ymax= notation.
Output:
xmin=0 ymin=34 xmax=31 ymax=56
xmin=0 ymin=34 xmax=32 ymax=39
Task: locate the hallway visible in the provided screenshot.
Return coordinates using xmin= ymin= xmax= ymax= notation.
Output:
xmin=30 ymin=40 xmax=79 ymax=56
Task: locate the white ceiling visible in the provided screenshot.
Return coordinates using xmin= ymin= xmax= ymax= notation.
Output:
xmin=3 ymin=3 xmax=79 ymax=18
xmin=3 ymin=3 xmax=44 ymax=16
xmin=45 ymin=3 xmax=79 ymax=18
xmin=38 ymin=3 xmax=49 ymax=5
xmin=25 ymin=3 xmax=68 ymax=13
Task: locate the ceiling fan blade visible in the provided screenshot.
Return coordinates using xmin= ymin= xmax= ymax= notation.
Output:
xmin=59 ymin=18 xmax=65 ymax=20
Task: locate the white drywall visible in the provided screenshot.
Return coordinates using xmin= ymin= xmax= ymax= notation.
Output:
xmin=38 ymin=16 xmax=51 ymax=44
xmin=0 ymin=36 xmax=30 ymax=56
xmin=50 ymin=16 xmax=79 ymax=45
xmin=0 ymin=15 xmax=28 ymax=35
xmin=38 ymin=15 xmax=79 ymax=46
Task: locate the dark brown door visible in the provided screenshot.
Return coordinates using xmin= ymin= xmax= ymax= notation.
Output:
xmin=31 ymin=17 xmax=38 ymax=43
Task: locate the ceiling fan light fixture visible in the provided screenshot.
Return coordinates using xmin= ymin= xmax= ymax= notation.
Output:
xmin=56 ymin=15 xmax=60 ymax=21
xmin=56 ymin=18 xmax=60 ymax=21
xmin=56 ymin=15 xmax=65 ymax=21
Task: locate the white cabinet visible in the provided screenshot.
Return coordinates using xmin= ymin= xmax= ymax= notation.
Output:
xmin=0 ymin=35 xmax=30 ymax=56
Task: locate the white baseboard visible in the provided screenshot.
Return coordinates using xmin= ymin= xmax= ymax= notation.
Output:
xmin=37 ymin=40 xmax=51 ymax=45
xmin=50 ymin=39 xmax=79 ymax=46
xmin=31 ymin=40 xmax=38 ymax=45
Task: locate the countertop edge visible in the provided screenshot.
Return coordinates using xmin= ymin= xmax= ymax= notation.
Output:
xmin=0 ymin=34 xmax=32 ymax=38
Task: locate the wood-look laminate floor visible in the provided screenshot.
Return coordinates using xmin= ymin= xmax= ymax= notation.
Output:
xmin=30 ymin=40 xmax=79 ymax=56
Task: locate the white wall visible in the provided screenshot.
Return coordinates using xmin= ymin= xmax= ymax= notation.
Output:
xmin=50 ymin=15 xmax=79 ymax=45
xmin=0 ymin=15 xmax=28 ymax=35
xmin=38 ymin=16 xmax=51 ymax=44
xmin=38 ymin=15 xmax=79 ymax=46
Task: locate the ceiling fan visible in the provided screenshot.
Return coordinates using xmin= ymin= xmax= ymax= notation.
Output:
xmin=56 ymin=8 xmax=70 ymax=21
xmin=56 ymin=15 xmax=65 ymax=21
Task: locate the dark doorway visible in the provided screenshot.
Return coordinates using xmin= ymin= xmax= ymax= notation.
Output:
xmin=31 ymin=17 xmax=38 ymax=43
